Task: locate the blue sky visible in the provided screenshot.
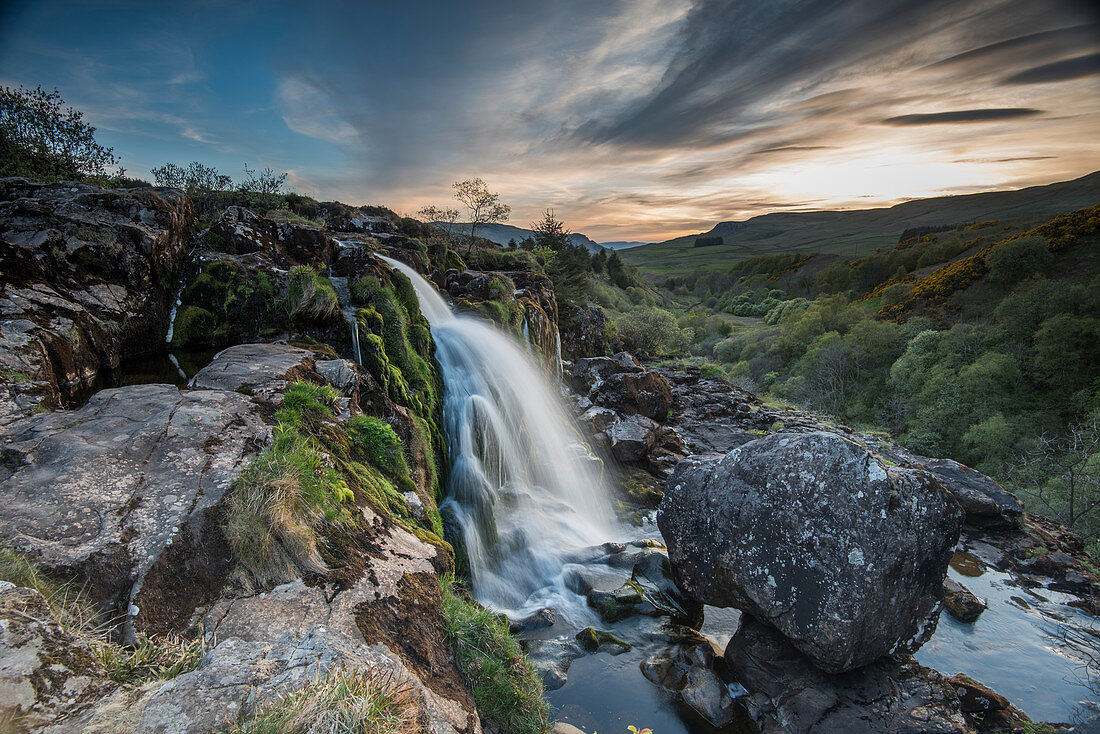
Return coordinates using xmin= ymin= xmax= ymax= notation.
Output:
xmin=2 ymin=0 xmax=1098 ymax=241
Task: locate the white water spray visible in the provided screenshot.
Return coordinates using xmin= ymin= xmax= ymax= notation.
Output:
xmin=378 ymin=254 xmax=616 ymax=617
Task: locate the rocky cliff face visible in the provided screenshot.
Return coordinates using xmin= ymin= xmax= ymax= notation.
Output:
xmin=0 ymin=179 xmax=193 ymax=423
xmin=0 ymin=182 xmax=495 ymax=732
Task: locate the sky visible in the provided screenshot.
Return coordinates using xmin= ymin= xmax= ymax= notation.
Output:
xmin=1 ymin=0 xmax=1098 ymax=242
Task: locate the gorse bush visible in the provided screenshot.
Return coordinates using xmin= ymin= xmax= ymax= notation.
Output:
xmin=228 ymin=666 xmax=417 ymax=734
xmin=439 ymin=576 xmax=548 ymax=734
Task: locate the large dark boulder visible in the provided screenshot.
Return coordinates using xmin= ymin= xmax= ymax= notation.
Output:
xmin=559 ymin=302 xmax=609 ymax=360
xmin=591 ymin=370 xmax=673 ymax=422
xmin=659 ymin=432 xmax=963 ymax=673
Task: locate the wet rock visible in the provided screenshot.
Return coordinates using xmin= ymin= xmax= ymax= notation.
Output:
xmin=641 ymin=634 xmax=742 ymax=728
xmin=1021 ymin=550 xmax=1076 ymax=578
xmin=591 ymin=370 xmax=673 ymax=422
xmin=509 ymin=608 xmax=556 ymax=633
xmin=587 ymin=584 xmax=645 ymax=623
xmin=606 ymin=414 xmax=658 ymax=463
xmin=559 ymin=302 xmax=609 ymax=360
xmin=659 ymin=432 xmax=963 ymax=673
xmin=523 ymin=638 xmax=585 ymax=691
xmin=579 ymin=405 xmax=618 ymax=434
xmin=575 ymin=627 xmax=631 ymax=654
xmin=570 ymin=355 xmax=641 ymax=392
xmin=943 ymin=579 xmax=986 ymax=623
xmin=549 ymin=723 xmax=586 ymax=734
xmin=725 ymin=616 xmax=971 ymax=733
xmin=190 ymin=343 xmax=315 ymax=397
xmin=919 ymin=458 xmax=1023 ymax=530
xmin=630 ymin=550 xmax=704 ymax=627
xmin=947 ymin=674 xmax=1010 ymax=714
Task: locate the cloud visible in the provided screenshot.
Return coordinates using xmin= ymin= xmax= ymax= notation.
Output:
xmin=881 ymin=108 xmax=1045 ymax=125
xmin=277 ymin=76 xmax=358 ymax=144
xmin=1002 ymin=52 xmax=1100 ymax=84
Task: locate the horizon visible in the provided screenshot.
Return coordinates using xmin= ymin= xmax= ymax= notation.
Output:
xmin=2 ymin=1 xmax=1098 ymax=242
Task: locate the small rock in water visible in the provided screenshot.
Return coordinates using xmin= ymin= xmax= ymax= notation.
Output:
xmin=574 ymin=627 xmax=631 ymax=654
xmin=587 ymin=584 xmax=644 ymax=623
xmin=508 ymin=607 xmax=556 ymax=633
xmin=943 ymin=578 xmax=986 ymax=622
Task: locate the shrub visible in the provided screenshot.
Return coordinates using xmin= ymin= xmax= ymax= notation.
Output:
xmin=439 ymin=576 xmax=548 ymax=734
xmin=614 ymin=306 xmax=684 ymax=357
xmin=286 ymin=266 xmax=339 ymax=325
xmin=986 ymin=236 xmax=1052 ymax=286
xmin=228 ymin=666 xmax=416 ymax=734
xmin=0 ymin=85 xmax=118 ymax=182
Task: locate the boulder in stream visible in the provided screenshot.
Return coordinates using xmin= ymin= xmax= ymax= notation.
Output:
xmin=659 ymin=431 xmax=963 ymax=673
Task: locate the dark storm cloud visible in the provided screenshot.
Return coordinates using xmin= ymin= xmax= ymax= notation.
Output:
xmin=1002 ymin=52 xmax=1100 ymax=84
xmin=881 ymin=108 xmax=1044 ymax=125
xmin=928 ymin=24 xmax=1100 ymax=69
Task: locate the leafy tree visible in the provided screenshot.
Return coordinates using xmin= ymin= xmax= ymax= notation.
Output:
xmin=151 ymin=161 xmax=232 ymax=196
xmin=0 ymin=84 xmax=118 ymax=181
xmin=986 ymin=236 xmax=1052 ymax=286
xmin=452 ymin=178 xmax=510 ymax=256
xmin=240 ymin=164 xmax=287 ymax=195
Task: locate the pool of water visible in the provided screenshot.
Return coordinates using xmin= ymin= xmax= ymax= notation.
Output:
xmin=915 ymin=550 xmax=1100 ymax=725
xmin=61 ymin=348 xmax=219 ymax=408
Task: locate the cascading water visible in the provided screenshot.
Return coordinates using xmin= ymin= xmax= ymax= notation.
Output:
xmin=164 ymin=279 xmax=186 ymax=345
xmin=377 ymin=254 xmax=617 ymax=619
xmin=328 ymin=271 xmax=362 ymax=364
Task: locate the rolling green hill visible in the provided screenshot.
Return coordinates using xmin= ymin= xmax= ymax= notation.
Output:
xmin=623 ymin=171 xmax=1100 ymax=275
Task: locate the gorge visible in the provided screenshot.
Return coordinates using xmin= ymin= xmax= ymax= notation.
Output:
xmin=0 ymin=179 xmax=1098 ymax=734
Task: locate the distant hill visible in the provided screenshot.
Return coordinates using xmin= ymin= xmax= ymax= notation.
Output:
xmin=598 ymin=240 xmax=650 ymax=250
xmin=622 ymin=171 xmax=1100 ymax=275
xmin=442 ymin=222 xmax=603 ymax=252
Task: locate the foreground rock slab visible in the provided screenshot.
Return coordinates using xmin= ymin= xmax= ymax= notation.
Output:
xmin=659 ymin=431 xmax=963 ymax=673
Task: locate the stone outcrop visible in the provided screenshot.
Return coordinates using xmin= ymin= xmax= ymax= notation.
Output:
xmin=659 ymin=431 xmax=963 ymax=673
xmin=203 ymin=205 xmax=333 ymax=266
xmin=724 ymin=617 xmax=972 ymax=733
xmin=558 ymin=302 xmax=610 ymax=360
xmin=0 ymin=179 xmax=193 ymax=422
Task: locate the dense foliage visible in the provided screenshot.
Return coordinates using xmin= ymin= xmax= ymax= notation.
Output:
xmin=660 ymin=207 xmax=1100 ymax=546
xmin=0 ymin=85 xmax=119 ymax=182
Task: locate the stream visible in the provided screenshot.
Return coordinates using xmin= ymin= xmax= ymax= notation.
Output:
xmin=379 ymin=253 xmax=1100 ymax=731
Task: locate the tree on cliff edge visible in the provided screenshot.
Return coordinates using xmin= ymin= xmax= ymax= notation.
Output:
xmin=0 ymin=85 xmax=118 ymax=182
xmin=452 ymin=178 xmax=510 ymax=256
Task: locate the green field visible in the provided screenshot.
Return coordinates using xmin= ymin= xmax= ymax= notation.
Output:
xmin=622 ymin=171 xmax=1100 ymax=276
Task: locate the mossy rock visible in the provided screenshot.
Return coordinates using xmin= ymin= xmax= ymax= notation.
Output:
xmin=171 ymin=305 xmax=216 ymax=348
xmin=586 ymin=584 xmax=643 ymax=623
xmin=575 ymin=627 xmax=631 ymax=654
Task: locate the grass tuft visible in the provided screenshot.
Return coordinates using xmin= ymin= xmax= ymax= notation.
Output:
xmin=286 ymin=266 xmax=339 ymax=325
xmin=228 ymin=666 xmax=417 ymax=734
xmin=0 ymin=548 xmax=204 ymax=685
xmin=439 ymin=576 xmax=548 ymax=734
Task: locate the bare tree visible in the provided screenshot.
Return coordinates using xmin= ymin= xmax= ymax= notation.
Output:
xmin=241 ymin=164 xmax=287 ymax=195
xmin=452 ymin=178 xmax=510 ymax=256
xmin=1013 ymin=411 xmax=1100 ymax=540
xmin=416 ymin=204 xmax=460 ymax=236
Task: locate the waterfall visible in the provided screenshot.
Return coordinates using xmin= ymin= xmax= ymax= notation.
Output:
xmin=328 ymin=272 xmax=362 ymax=364
xmin=377 ymin=254 xmax=616 ymax=618
xmin=164 ymin=279 xmax=186 ymax=344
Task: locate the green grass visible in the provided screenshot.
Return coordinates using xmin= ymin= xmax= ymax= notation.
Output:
xmin=225 ymin=382 xmax=354 ymax=589
xmin=227 ymin=666 xmax=417 ymax=734
xmin=439 ymin=576 xmax=548 ymax=734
